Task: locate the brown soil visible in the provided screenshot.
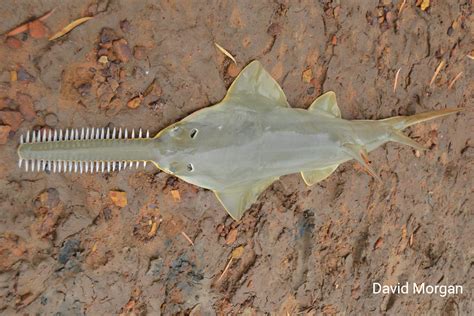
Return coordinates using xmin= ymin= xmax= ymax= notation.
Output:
xmin=0 ymin=1 xmax=472 ymax=315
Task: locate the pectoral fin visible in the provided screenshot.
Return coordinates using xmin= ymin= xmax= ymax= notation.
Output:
xmin=214 ymin=178 xmax=277 ymax=220
xmin=308 ymin=91 xmax=341 ymax=118
xmin=301 ymin=165 xmax=339 ymax=186
xmin=224 ymin=61 xmax=289 ymax=108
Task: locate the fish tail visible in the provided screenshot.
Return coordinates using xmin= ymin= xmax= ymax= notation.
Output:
xmin=381 ymin=108 xmax=462 ymax=130
xmin=381 ymin=107 xmax=463 ymax=151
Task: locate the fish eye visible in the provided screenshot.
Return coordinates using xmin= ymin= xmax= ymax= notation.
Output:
xmin=187 ymin=163 xmax=194 ymax=172
xmin=190 ymin=128 xmax=198 ymax=139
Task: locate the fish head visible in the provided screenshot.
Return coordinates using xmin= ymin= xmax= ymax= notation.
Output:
xmin=153 ymin=121 xmax=205 ymax=180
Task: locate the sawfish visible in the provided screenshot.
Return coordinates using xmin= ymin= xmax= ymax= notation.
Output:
xmin=17 ymin=61 xmax=461 ymax=220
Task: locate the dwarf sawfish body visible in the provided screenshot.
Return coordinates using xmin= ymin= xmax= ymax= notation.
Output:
xmin=17 ymin=61 xmax=461 ymax=220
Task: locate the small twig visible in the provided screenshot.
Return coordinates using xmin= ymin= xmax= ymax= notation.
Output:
xmin=429 ymin=60 xmax=445 ymax=88
xmin=398 ymin=0 xmax=407 ymax=15
xmin=214 ymin=42 xmax=237 ymax=64
xmin=448 ymin=72 xmax=463 ymax=89
xmin=393 ymin=67 xmax=401 ymax=92
xmin=217 ymin=257 xmax=233 ymax=282
xmin=49 ymin=16 xmax=93 ymax=41
xmin=181 ymin=231 xmax=194 ymax=246
xmin=5 ymin=8 xmax=55 ymax=36
xmin=39 ymin=8 xmax=56 ymax=22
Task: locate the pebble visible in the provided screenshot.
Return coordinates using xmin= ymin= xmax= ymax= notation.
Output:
xmin=120 ymin=19 xmax=131 ymax=33
xmin=227 ymin=63 xmax=241 ymax=77
xmin=98 ymin=55 xmax=109 ymax=64
xmin=0 ymin=111 xmax=23 ymax=131
xmin=16 ymin=93 xmax=36 ymax=121
xmin=44 ymin=113 xmax=58 ymax=126
xmin=77 ymin=82 xmax=92 ymax=96
xmin=0 ymin=125 xmax=11 ymax=144
xmin=17 ymin=68 xmax=35 ymax=82
xmin=0 ymin=98 xmax=8 ymax=110
xmin=58 ymin=239 xmax=80 ymax=264
xmin=113 ymin=39 xmax=132 ymax=63
xmin=133 ymin=46 xmax=146 ymax=60
xmin=0 ymin=71 xmax=10 ymax=83
xmin=97 ymin=0 xmax=109 ymax=13
xmin=109 ymin=190 xmax=128 ymax=207
xmin=447 ymin=26 xmax=453 ymax=36
xmin=100 ymin=28 xmax=118 ymax=44
xmin=86 ymin=3 xmax=98 ymax=15
xmin=386 ymin=11 xmax=395 ymax=25
xmin=28 ymin=20 xmax=47 ymax=39
xmin=267 ymin=23 xmax=282 ymax=36
xmin=302 ymin=68 xmax=313 ymax=83
xmin=6 ymin=37 xmax=22 ymax=49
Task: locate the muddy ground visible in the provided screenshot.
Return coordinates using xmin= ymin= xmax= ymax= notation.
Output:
xmin=0 ymin=0 xmax=472 ymax=315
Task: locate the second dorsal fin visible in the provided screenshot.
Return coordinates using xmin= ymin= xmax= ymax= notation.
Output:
xmin=308 ymin=91 xmax=341 ymax=118
xmin=223 ymin=61 xmax=289 ymax=108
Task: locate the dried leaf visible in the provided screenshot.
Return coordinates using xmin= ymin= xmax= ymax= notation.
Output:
xmin=5 ymin=23 xmax=29 ymax=37
xmin=127 ymin=96 xmax=141 ymax=109
xmin=373 ymin=237 xmax=383 ymax=250
xmin=49 ymin=16 xmax=93 ymax=41
xmin=225 ymin=228 xmax=238 ymax=244
xmin=217 ymin=257 xmax=233 ymax=282
xmin=398 ymin=0 xmax=407 ymax=15
xmin=231 ymin=245 xmax=244 ymax=259
xmin=143 ymin=78 xmax=156 ymax=97
xmin=5 ymin=8 xmax=54 ymax=37
xmin=91 ymin=242 xmax=98 ymax=253
xmin=147 ymin=222 xmax=158 ymax=237
xmin=38 ymin=8 xmax=55 ymax=22
xmin=401 ymin=225 xmax=407 ymax=240
xmin=170 ymin=190 xmax=181 ymax=202
xmin=214 ymin=42 xmax=237 ymax=64
xmin=302 ymin=68 xmax=313 ymax=83
xmin=109 ymin=190 xmax=127 ymax=207
xmin=181 ymin=231 xmax=194 ymax=246
xmin=448 ymin=72 xmax=463 ymax=89
xmin=393 ymin=67 xmax=401 ymax=92
xmin=429 ymin=60 xmax=445 ymax=87
xmin=420 ymin=0 xmax=430 ymax=11
xmin=10 ymin=70 xmax=17 ymax=82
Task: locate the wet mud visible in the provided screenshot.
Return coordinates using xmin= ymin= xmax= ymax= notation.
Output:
xmin=0 ymin=0 xmax=472 ymax=314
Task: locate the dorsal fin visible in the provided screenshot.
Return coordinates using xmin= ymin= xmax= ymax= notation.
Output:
xmin=308 ymin=91 xmax=341 ymax=118
xmin=223 ymin=61 xmax=289 ymax=108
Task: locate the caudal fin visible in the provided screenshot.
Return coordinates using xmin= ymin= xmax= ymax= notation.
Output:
xmin=381 ymin=108 xmax=462 ymax=130
xmin=381 ymin=108 xmax=462 ymax=151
